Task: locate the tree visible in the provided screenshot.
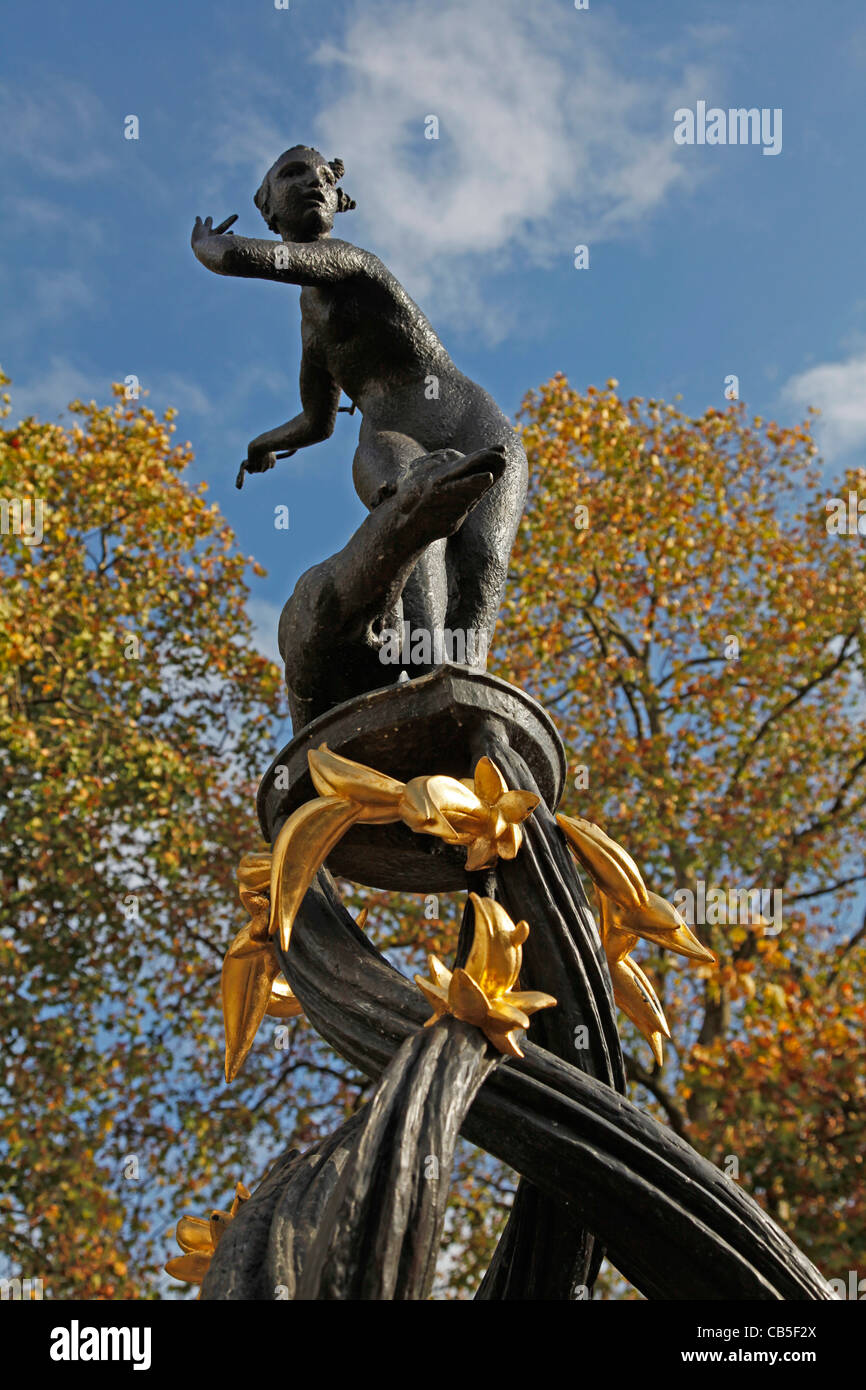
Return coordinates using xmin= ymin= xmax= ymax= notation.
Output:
xmin=0 ymin=376 xmax=358 ymax=1297
xmin=2 ymin=370 xmax=862 ymax=1300
xmin=491 ymin=375 xmax=866 ymax=1290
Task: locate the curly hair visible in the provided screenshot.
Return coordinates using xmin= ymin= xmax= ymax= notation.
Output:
xmin=254 ymin=147 xmax=356 ymax=231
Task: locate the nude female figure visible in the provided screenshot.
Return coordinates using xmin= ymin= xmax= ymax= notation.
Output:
xmin=191 ymin=146 xmax=527 ymax=661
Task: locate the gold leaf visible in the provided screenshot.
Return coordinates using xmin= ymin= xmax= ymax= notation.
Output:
xmin=465 ymin=893 xmax=528 ymax=998
xmin=497 ymin=789 xmax=541 ymax=822
xmin=558 ymin=813 xmax=648 ymax=911
xmin=398 ymin=775 xmax=482 ymax=841
xmin=221 ymin=939 xmax=279 ymax=1082
xmin=415 ymin=975 xmax=450 ymax=1017
xmin=307 ymin=744 xmax=405 ymax=809
xmin=269 ymin=796 xmax=363 ymax=952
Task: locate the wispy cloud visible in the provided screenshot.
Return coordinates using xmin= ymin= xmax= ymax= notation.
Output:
xmin=0 ymin=77 xmax=115 ymax=181
xmin=195 ymin=0 xmax=708 ymax=340
xmin=5 ymin=194 xmax=104 ymax=247
xmin=7 ymin=357 xmax=107 ymax=421
xmin=31 ymin=269 xmax=95 ymax=321
xmin=300 ymin=0 xmax=706 ymax=329
xmin=781 ymin=352 xmax=866 ymax=462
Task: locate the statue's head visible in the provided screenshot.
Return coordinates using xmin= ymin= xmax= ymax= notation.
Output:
xmin=254 ymin=146 xmax=356 ymax=241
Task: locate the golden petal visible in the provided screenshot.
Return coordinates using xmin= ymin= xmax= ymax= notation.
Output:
xmin=474 ymin=756 xmax=508 ymax=806
xmin=625 ymin=893 xmax=717 ymax=964
xmin=269 ymin=797 xmax=363 ymax=952
xmin=465 ymin=894 xmax=529 ymax=997
xmin=485 ymin=1026 xmax=525 ymax=1059
xmin=494 ymin=823 xmax=522 ymax=860
xmin=625 ymin=956 xmax=671 ymax=1039
xmin=221 ymin=940 xmax=280 ymax=1082
xmin=446 ymin=807 xmax=491 ymax=837
xmin=426 ymin=954 xmax=452 ymax=989
xmin=611 ymin=956 xmax=671 ymax=1060
xmin=176 ymin=1216 xmax=213 ymax=1255
xmin=628 ymin=920 xmax=717 ymax=964
xmin=504 ymin=988 xmax=558 ymax=1016
xmin=448 ymin=967 xmax=490 ymax=1025
xmin=497 ymin=789 xmax=541 ymax=823
xmin=230 ymin=1184 xmax=251 ymax=1216
xmin=465 ymin=836 xmax=497 ymax=872
xmin=209 ymin=1210 xmax=233 ymax=1247
xmin=415 ymin=976 xmax=450 ymax=1015
xmin=600 ymin=903 xmax=639 ymax=965
xmin=307 ymin=744 xmax=406 ymax=806
xmin=557 ymin=814 xmax=648 ymax=912
xmin=486 ymin=998 xmax=531 ymax=1031
xmin=398 ymin=776 xmax=481 ymax=842
xmin=237 ymin=852 xmax=272 ymax=894
xmin=265 ymin=973 xmax=305 ymax=1019
xmin=165 ymin=1252 xmax=212 ymax=1285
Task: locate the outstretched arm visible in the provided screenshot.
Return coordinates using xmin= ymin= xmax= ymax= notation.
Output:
xmin=191 ymin=215 xmax=365 ymax=288
xmin=244 ymin=354 xmax=342 ymax=477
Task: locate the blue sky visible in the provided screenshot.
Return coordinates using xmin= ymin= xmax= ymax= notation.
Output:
xmin=3 ymin=0 xmax=865 ymax=659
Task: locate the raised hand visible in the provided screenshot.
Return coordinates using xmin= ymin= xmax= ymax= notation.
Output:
xmin=191 ymin=213 xmax=238 ymax=250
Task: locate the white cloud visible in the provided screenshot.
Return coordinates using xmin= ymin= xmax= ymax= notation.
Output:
xmin=0 ymin=77 xmax=114 ymax=180
xmin=303 ymin=0 xmax=706 ymax=326
xmin=193 ymin=1 xmax=709 ymax=340
xmin=781 ymin=353 xmax=866 ymax=462
xmin=31 ymin=269 xmax=95 ymax=321
xmin=7 ymin=357 xmax=106 ymax=422
xmin=5 ymin=195 xmax=104 ymax=246
xmin=145 ymin=373 xmax=214 ymax=418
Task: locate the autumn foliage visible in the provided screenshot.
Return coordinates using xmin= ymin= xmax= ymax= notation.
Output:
xmin=1 ymin=370 xmax=864 ymax=1298
xmin=495 ymin=375 xmax=866 ymax=1288
xmin=0 ymin=377 xmax=357 ymax=1298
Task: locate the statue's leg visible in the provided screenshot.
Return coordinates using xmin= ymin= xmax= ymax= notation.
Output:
xmin=444 ymin=425 xmax=528 ymax=664
xmin=352 ymin=427 xmax=449 ymax=640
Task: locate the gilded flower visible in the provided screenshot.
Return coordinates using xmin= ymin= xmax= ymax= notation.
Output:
xmin=415 ymin=894 xmax=556 ymax=1058
xmin=400 ymin=756 xmax=540 ymax=871
xmin=165 ymin=1182 xmax=250 ymax=1291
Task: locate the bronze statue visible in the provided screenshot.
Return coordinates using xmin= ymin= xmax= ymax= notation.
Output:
xmin=183 ymin=144 xmax=835 ymax=1309
xmin=191 ymin=145 xmax=527 ymax=697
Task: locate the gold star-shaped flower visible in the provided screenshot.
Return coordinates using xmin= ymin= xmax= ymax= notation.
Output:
xmin=415 ymin=894 xmax=556 ymax=1058
xmin=399 ymin=756 xmax=540 ymax=871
